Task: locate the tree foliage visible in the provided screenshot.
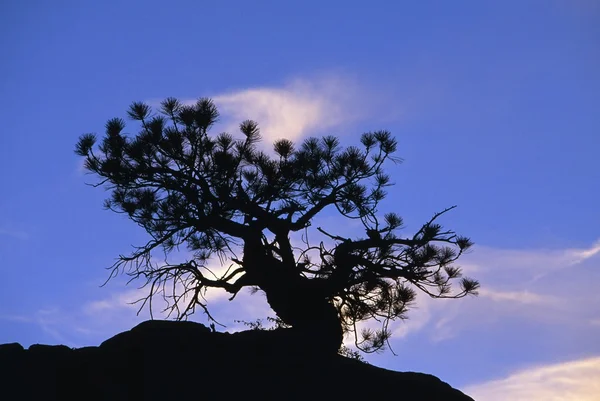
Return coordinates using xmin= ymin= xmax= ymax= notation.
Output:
xmin=76 ymin=97 xmax=479 ymax=353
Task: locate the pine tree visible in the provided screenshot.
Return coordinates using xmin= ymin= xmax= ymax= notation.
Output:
xmin=75 ymin=97 xmax=479 ymax=354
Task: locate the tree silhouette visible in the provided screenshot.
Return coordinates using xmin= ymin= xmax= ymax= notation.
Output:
xmin=75 ymin=97 xmax=479 ymax=355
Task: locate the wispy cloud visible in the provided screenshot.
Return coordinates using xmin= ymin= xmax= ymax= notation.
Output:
xmin=198 ymin=72 xmax=402 ymax=149
xmin=460 ymin=239 xmax=600 ymax=278
xmin=79 ymin=72 xmax=396 ymax=175
xmin=568 ymin=239 xmax=600 ymax=265
xmin=29 ymin=268 xmax=274 ymax=347
xmin=210 ymin=73 xmax=368 ymax=144
xmin=384 ymin=238 xmax=600 ymax=345
xmin=465 ymin=356 xmax=600 ymax=401
xmin=478 ymin=288 xmax=557 ymax=305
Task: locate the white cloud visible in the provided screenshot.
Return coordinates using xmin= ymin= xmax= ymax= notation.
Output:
xmin=82 ymin=288 xmax=147 ymax=315
xmin=478 ymin=288 xmax=557 ymax=305
xmin=32 ymin=252 xmax=276 ymax=346
xmin=20 ymin=282 xmax=274 ymax=348
xmin=80 ymin=257 xmax=240 ymax=318
xmin=381 ymin=238 xmax=600 ymax=345
xmin=390 ymin=292 xmax=441 ymax=339
xmin=208 ymin=73 xmax=383 ymax=146
xmin=461 ymin=240 xmax=600 ymax=279
xmin=568 ymin=240 xmax=600 ymax=265
xmin=465 ymin=356 xmax=600 ymax=401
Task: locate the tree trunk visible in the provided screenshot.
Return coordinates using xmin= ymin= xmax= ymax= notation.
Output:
xmin=241 ymin=233 xmax=343 ymax=354
xmin=260 ymin=272 xmax=343 ymax=355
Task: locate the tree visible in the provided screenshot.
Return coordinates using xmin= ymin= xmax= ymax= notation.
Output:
xmin=75 ymin=97 xmax=479 ymax=355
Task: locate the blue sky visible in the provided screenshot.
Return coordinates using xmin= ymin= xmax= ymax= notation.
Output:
xmin=1 ymin=1 xmax=599 ymax=399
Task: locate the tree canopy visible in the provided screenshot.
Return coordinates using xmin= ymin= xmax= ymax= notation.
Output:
xmin=76 ymin=97 xmax=479 ymax=354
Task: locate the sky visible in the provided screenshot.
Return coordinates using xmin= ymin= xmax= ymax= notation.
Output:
xmin=1 ymin=1 xmax=599 ymax=399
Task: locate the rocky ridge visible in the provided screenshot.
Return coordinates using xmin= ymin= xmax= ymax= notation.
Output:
xmin=0 ymin=320 xmax=474 ymax=400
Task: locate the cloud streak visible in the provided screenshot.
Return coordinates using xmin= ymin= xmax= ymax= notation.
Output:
xmin=465 ymin=356 xmax=600 ymax=401
xmin=382 ymin=238 xmax=600 ymax=346
xmin=478 ymin=288 xmax=557 ymax=305
xmin=211 ymin=74 xmax=367 ymax=145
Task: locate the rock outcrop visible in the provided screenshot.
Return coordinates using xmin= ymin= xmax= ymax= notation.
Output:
xmin=0 ymin=320 xmax=474 ymax=400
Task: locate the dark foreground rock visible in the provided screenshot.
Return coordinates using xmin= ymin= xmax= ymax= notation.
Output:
xmin=0 ymin=320 xmax=474 ymax=400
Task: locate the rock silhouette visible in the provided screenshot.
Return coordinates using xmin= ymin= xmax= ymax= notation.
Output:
xmin=0 ymin=320 xmax=474 ymax=400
